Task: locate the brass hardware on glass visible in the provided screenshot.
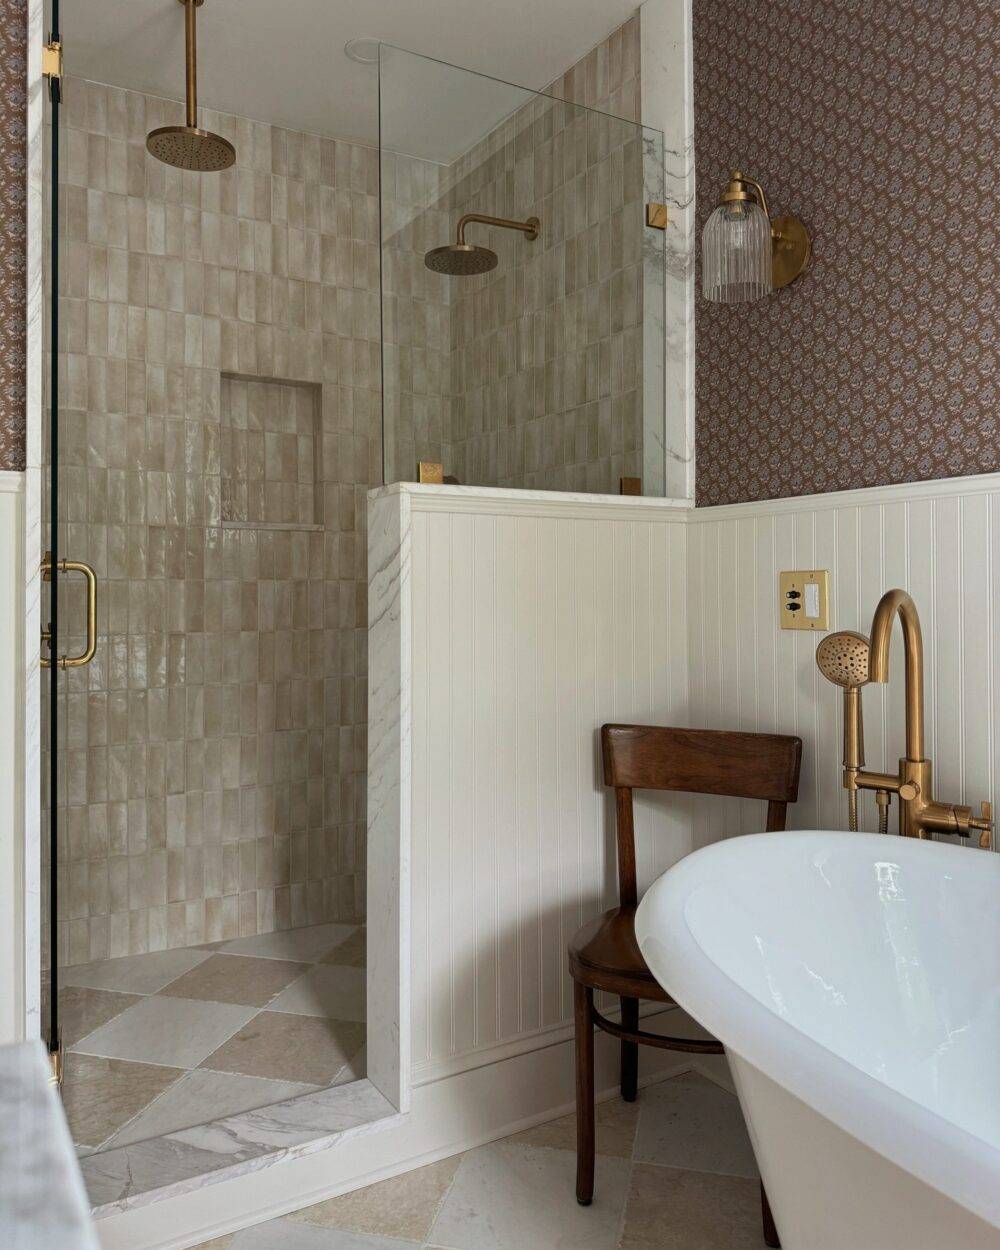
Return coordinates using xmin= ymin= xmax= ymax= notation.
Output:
xmin=645 ymin=203 xmax=668 ymax=230
xmin=816 ymin=590 xmax=994 ymax=845
xmin=48 ymin=1038 xmax=63 ymax=1087
xmin=42 ymin=40 xmax=63 ymax=80
xmin=40 ymin=552 xmax=97 ymax=669
xmin=619 ymin=476 xmax=643 ymax=496
xmin=417 ymin=461 xmax=444 ymax=485
xmin=424 ymin=213 xmax=540 ymax=276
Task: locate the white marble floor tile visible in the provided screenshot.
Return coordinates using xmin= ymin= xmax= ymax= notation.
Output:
xmin=72 ymin=996 xmax=257 ymax=1069
xmin=429 ymin=1140 xmax=629 ymax=1250
xmin=230 ymin=1217 xmax=418 ymax=1249
xmin=103 ymin=1068 xmax=319 ymax=1149
xmin=61 ymin=948 xmax=212 ymax=994
xmin=218 ymin=924 xmax=359 ymax=964
xmin=268 ymin=966 xmax=366 ymax=1021
xmin=633 ymin=1072 xmax=758 ymax=1178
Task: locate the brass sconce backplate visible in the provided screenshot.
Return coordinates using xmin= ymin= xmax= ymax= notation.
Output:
xmin=771 ymin=215 xmax=811 ymax=288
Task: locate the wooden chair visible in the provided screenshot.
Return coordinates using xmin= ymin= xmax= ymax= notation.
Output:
xmin=569 ymin=724 xmax=802 ymax=1249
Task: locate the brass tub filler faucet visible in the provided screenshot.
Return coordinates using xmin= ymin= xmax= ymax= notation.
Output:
xmin=817 ymin=589 xmax=992 ymax=846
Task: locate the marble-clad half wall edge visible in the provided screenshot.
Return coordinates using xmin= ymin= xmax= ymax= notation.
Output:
xmin=366 ymin=485 xmax=411 ymax=1110
xmin=640 ymin=0 xmax=695 ymax=501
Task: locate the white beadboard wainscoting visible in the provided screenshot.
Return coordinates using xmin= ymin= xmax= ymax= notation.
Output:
xmin=685 ymin=473 xmax=1000 ymax=850
xmin=402 ymin=484 xmax=695 ymax=1080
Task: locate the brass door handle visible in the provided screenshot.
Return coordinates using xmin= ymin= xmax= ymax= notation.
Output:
xmin=41 ymin=555 xmax=98 ymax=668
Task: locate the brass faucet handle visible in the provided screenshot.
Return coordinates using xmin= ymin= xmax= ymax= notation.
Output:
xmin=970 ymin=800 xmax=992 ymax=850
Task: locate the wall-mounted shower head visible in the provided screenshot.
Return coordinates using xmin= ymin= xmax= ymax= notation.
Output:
xmin=816 ymin=631 xmax=871 ymax=689
xmin=425 ymin=213 xmax=539 ymax=276
xmin=146 ymin=0 xmax=236 ymax=172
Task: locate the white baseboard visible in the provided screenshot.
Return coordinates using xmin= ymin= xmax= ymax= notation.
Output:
xmin=94 ymin=1009 xmax=696 ymax=1250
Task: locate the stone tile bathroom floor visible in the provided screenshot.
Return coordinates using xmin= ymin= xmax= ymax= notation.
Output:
xmin=192 ymin=1071 xmax=763 ymax=1250
xmin=55 ymin=923 xmax=366 ymax=1154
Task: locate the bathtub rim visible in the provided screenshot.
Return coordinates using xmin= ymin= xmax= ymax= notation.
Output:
xmin=634 ymin=830 xmax=1000 ymax=1231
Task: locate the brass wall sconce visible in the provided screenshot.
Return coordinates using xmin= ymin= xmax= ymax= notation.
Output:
xmin=701 ymin=171 xmax=811 ymax=303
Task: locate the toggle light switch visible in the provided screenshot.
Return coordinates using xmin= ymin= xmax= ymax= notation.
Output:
xmin=779 ymin=570 xmax=830 ymax=631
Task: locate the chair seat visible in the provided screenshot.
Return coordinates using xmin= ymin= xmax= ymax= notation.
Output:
xmin=568 ymin=906 xmax=673 ymax=1002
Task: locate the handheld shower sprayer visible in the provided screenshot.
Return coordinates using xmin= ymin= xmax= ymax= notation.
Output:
xmin=815 ymin=631 xmax=880 ymax=832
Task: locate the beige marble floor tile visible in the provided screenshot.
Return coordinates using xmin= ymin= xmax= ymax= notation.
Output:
xmin=200 ymin=1012 xmax=365 ymax=1085
xmin=56 ymin=985 xmax=142 ymax=1046
xmin=62 ymin=947 xmax=211 ymax=994
xmin=233 ymin=1221 xmax=417 ymax=1248
xmin=72 ymin=995 xmax=257 ymax=1068
xmin=633 ymin=1071 xmax=758 ymax=1178
xmin=619 ymin=1163 xmax=761 ymax=1249
xmin=321 ymin=929 xmax=366 ymax=968
xmin=507 ymin=1096 xmax=640 ymax=1158
xmin=288 ymin=1155 xmax=461 ymax=1241
xmin=267 ymin=965 xmax=365 ymax=1021
xmin=217 ymin=923 xmax=357 ymax=963
xmin=61 ymin=1053 xmax=184 ymax=1148
xmin=189 ymin=1237 xmax=234 ymax=1250
xmin=429 ymin=1140 xmax=629 ymax=1250
xmin=104 ymin=1068 xmax=320 ymax=1149
xmin=158 ymin=954 xmax=309 ymax=1007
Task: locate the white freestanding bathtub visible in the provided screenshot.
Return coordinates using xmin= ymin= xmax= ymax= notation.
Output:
xmin=635 ymin=831 xmax=1000 ymax=1250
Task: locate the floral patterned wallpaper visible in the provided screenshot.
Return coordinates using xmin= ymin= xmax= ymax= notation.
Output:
xmin=693 ymin=0 xmax=998 ymax=505
xmin=0 ymin=0 xmax=26 ymax=471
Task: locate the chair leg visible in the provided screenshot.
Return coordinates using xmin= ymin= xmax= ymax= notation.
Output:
xmin=761 ymin=1182 xmax=780 ymax=1248
xmin=620 ymin=996 xmax=639 ymax=1102
xmin=574 ymin=980 xmax=595 ymax=1205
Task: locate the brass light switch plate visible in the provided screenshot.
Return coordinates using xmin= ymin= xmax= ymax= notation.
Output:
xmin=779 ymin=569 xmax=830 ymax=631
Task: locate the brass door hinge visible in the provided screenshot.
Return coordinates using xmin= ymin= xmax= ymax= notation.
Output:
xmin=43 ymin=41 xmax=63 ymax=80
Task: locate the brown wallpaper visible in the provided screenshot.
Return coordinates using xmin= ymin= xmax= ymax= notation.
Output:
xmin=0 ymin=0 xmax=26 ymax=471
xmin=693 ymin=0 xmax=999 ymax=506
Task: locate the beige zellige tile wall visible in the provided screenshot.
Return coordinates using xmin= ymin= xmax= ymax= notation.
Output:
xmin=49 ymin=76 xmax=379 ymax=967
xmin=383 ymin=15 xmax=644 ymax=494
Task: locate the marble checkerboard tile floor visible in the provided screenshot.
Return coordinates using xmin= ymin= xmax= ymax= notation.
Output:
xmin=54 ymin=923 xmax=366 ymax=1154
xmin=191 ymin=1071 xmax=764 ymax=1250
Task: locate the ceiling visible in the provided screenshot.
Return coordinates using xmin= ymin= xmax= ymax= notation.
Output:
xmin=62 ymin=0 xmax=639 ymax=156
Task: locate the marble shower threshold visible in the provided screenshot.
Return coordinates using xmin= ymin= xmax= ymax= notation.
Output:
xmin=82 ymin=1077 xmax=403 ymax=1218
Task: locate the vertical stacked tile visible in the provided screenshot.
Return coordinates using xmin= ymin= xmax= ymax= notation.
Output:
xmin=49 ymin=76 xmax=379 ymax=966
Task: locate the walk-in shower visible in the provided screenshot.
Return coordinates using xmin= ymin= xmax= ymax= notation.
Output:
xmin=37 ymin=23 xmax=666 ymax=1210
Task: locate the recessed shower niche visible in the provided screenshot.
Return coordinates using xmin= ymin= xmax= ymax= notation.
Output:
xmin=220 ymin=376 xmax=323 ymax=530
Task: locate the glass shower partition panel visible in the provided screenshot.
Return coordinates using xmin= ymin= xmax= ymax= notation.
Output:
xmin=378 ymin=44 xmax=666 ymax=497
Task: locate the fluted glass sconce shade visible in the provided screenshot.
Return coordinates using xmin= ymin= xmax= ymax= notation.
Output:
xmin=702 ymin=200 xmax=773 ymax=303
xmin=701 ymin=170 xmax=812 ymax=303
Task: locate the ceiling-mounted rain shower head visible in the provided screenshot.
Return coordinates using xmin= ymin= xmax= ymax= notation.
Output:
xmin=146 ymin=0 xmax=236 ymax=172
xmin=425 ymin=213 xmax=540 ymax=276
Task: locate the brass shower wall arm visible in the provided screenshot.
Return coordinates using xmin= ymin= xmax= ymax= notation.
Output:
xmin=455 ymin=213 xmax=540 ymax=245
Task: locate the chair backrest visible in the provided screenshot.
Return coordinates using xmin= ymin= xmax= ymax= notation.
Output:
xmin=601 ymin=724 xmax=802 ymax=907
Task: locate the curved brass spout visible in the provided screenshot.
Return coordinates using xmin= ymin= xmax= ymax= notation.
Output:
xmin=868 ymin=589 xmax=925 ymax=761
